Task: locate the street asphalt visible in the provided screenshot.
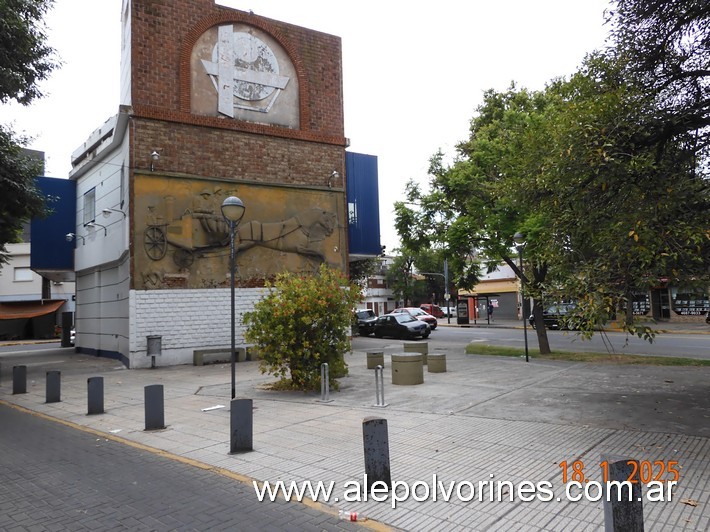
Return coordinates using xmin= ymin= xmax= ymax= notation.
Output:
xmin=0 ymin=319 xmax=708 ymax=531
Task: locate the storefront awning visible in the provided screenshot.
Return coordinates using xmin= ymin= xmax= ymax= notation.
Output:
xmin=0 ymin=300 xmax=66 ymax=320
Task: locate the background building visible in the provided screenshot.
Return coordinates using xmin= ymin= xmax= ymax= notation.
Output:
xmin=0 ymin=225 xmax=75 ymax=341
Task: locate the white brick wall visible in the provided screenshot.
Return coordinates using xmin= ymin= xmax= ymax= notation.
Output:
xmin=129 ymin=287 xmax=269 ymax=367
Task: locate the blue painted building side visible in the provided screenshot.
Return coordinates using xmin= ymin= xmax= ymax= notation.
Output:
xmin=346 ymin=152 xmax=381 ymax=256
xmin=30 ymin=177 xmax=76 ymax=271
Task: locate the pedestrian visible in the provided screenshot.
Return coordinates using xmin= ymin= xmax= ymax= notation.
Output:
xmin=488 ymin=303 xmax=494 ymax=321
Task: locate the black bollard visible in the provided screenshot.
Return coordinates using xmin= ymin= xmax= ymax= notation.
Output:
xmin=61 ymin=311 xmax=73 ymax=348
xmin=144 ymin=384 xmax=165 ymax=430
xmin=229 ymin=398 xmax=253 ymax=453
xmin=87 ymin=377 xmax=104 ymax=415
xmin=46 ymin=370 xmax=61 ymax=403
xmin=602 ymin=455 xmax=644 ymax=532
xmin=362 ymin=416 xmax=392 ymax=493
xmin=12 ymin=365 xmax=27 ymax=395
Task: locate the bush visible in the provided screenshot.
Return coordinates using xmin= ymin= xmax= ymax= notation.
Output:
xmin=243 ymin=264 xmax=361 ymax=391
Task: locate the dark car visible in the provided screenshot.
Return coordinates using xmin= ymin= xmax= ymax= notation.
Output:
xmin=529 ymin=303 xmax=582 ymax=330
xmin=391 ymin=307 xmax=438 ymax=330
xmin=373 ymin=313 xmax=430 ymax=340
xmin=355 ymin=309 xmax=378 ymax=336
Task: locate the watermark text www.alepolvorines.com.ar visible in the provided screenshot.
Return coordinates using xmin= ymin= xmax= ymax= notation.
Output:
xmin=253 ymin=474 xmax=677 ymax=509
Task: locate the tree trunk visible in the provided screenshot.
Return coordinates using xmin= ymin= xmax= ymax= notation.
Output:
xmin=532 ymin=298 xmax=551 ymax=354
xmin=624 ymin=290 xmax=634 ymax=328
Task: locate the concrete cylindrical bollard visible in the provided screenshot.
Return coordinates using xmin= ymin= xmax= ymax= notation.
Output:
xmin=367 ymin=350 xmax=385 ymax=369
xmin=427 ymin=353 xmax=447 ymax=373
xmin=144 ymin=384 xmax=166 ymax=430
xmin=391 ymin=353 xmax=423 ymax=385
xmin=363 ymin=417 xmax=392 ymax=492
xmin=403 ymin=342 xmax=428 ymax=364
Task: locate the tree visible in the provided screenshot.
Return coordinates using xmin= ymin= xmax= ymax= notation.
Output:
xmin=399 ymin=48 xmax=709 ymax=353
xmin=385 ymin=252 xmax=416 ymax=306
xmin=243 ymin=265 xmax=362 ymax=391
xmin=1 ymin=0 xmax=57 ymax=263
xmin=348 ymin=257 xmax=380 ymax=285
xmin=606 ymin=0 xmax=710 ymax=153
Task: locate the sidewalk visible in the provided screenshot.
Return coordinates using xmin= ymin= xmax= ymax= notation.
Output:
xmin=1 ymin=340 xmax=708 ymax=531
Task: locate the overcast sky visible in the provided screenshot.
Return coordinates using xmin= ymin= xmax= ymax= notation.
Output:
xmin=3 ymin=0 xmax=612 ymax=252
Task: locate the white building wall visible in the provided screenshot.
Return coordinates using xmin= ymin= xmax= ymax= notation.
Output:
xmin=74 ymin=142 xmax=129 ymax=273
xmin=75 ymin=251 xmax=131 ymax=363
xmin=0 ymin=243 xmax=42 ymax=300
xmin=129 ymin=287 xmax=268 ymax=368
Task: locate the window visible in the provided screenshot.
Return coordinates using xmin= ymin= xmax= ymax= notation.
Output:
xmin=348 ymin=201 xmax=358 ymax=225
xmin=120 ymin=164 xmax=126 ymax=208
xmin=83 ymin=188 xmax=96 ymax=225
xmin=14 ymin=267 xmax=33 ymax=282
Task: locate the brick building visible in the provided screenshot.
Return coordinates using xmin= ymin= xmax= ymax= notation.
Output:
xmin=44 ymin=0 xmax=379 ymax=367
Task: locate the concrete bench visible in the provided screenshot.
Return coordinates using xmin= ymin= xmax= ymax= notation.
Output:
xmin=391 ymin=353 xmax=424 ymax=385
xmin=427 ymin=353 xmax=447 ymax=373
xmin=403 ymin=342 xmax=428 ymax=364
xmin=367 ymin=350 xmax=385 ymax=369
xmin=193 ymin=344 xmax=255 ymax=366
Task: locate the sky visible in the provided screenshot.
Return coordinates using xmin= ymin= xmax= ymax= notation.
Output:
xmin=3 ymin=0 xmax=612 ymax=252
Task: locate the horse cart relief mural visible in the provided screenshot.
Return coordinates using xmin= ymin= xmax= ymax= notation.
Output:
xmin=135 ymin=177 xmax=344 ymax=289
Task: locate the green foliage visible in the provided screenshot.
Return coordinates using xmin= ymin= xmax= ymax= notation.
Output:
xmin=348 ymin=257 xmax=380 ymax=284
xmin=0 ymin=127 xmax=45 ymax=263
xmin=243 ymin=265 xmax=362 ymax=391
xmin=0 ymin=0 xmax=57 ymax=105
xmin=607 ymin=0 xmax=710 ymax=148
xmin=465 ymin=343 xmax=710 ymax=367
xmin=1 ymin=0 xmax=56 ymax=262
xmin=394 ymin=7 xmax=709 ymax=349
xmin=385 ymin=253 xmax=415 ymax=306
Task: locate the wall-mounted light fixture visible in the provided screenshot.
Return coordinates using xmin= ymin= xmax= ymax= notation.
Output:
xmin=86 ymin=221 xmax=107 ymax=236
xmin=328 ymin=170 xmax=340 ymax=188
xmin=150 ymin=150 xmax=160 ymax=172
xmin=102 ymin=208 xmax=126 ymax=219
xmin=66 ymin=233 xmax=86 ymax=244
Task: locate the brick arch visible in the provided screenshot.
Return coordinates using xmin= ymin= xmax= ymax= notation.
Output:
xmin=178 ymin=12 xmax=310 ymax=129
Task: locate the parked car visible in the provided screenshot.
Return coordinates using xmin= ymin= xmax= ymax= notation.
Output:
xmin=529 ymin=303 xmax=583 ymax=330
xmin=354 ymin=309 xmax=378 ymax=336
xmin=373 ymin=313 xmax=430 ymax=340
xmin=420 ymin=304 xmax=445 ymax=318
xmin=391 ymin=307 xmax=438 ymax=329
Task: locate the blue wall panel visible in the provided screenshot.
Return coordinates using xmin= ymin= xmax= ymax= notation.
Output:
xmin=346 ymin=152 xmax=381 ymax=256
xmin=30 ymin=177 xmax=76 ymax=270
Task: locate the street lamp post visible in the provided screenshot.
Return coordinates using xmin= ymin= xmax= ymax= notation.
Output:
xmin=514 ymin=232 xmax=529 ymax=363
xmin=221 ymin=196 xmax=246 ymax=399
